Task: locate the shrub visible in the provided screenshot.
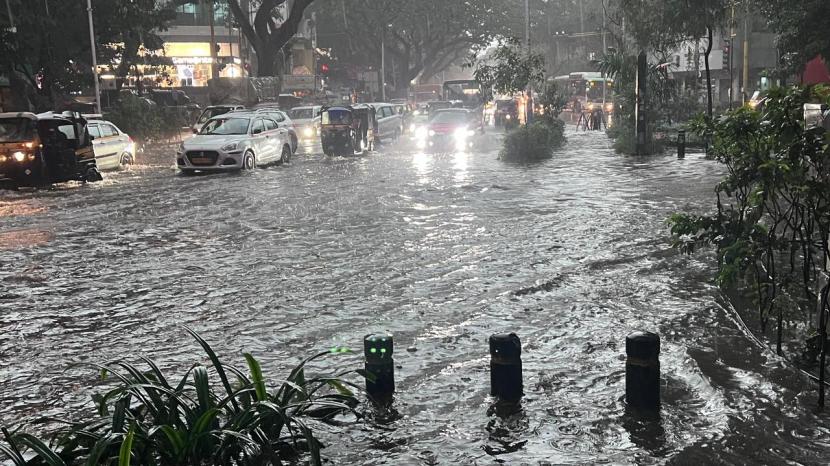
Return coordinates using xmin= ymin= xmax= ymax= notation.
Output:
xmin=499 ymin=120 xmax=565 ymax=162
xmin=0 ymin=328 xmax=360 ymax=465
xmin=105 ymin=95 xmax=186 ymax=145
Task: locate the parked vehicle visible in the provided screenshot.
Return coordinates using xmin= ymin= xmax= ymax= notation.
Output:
xmin=176 ymin=112 xmax=293 ymax=175
xmin=367 ymin=103 xmax=403 ymax=143
xmin=416 ymin=109 xmax=477 ymax=152
xmin=88 ymin=119 xmax=136 ymax=170
xmin=0 ymin=111 xmax=102 ymax=186
xmin=288 ymin=105 xmax=322 ymax=140
xmin=192 ymin=105 xmax=244 ymax=134
xmin=320 ymin=105 xmax=376 ymax=156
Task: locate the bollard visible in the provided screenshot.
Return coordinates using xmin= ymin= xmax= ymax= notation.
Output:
xmin=625 ymin=332 xmax=660 ymax=411
xmin=489 ymin=333 xmax=522 ymax=402
xmin=364 ymin=333 xmax=394 ymax=400
xmin=677 ymin=130 xmax=686 ymax=159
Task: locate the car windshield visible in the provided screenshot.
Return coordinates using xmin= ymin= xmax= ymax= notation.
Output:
xmin=200 ymin=118 xmax=250 ymax=135
xmin=430 ymin=111 xmax=468 ymax=125
xmin=0 ymin=118 xmax=35 ymax=142
xmin=198 ymin=107 xmax=233 ymax=124
xmin=290 ymin=108 xmax=315 ymax=120
xmin=497 ymin=101 xmax=516 ymax=109
xmin=322 ymin=109 xmax=351 ymax=125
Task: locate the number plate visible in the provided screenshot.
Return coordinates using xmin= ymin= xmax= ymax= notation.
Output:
xmin=191 ymin=157 xmax=212 ymax=164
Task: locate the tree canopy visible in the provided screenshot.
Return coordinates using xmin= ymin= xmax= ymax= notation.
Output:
xmin=313 ymin=0 xmax=522 ymax=94
xmin=756 ymin=0 xmax=830 ymax=74
xmin=0 ymin=0 xmax=175 ymax=110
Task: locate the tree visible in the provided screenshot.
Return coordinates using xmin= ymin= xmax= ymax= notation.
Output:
xmin=0 ymin=0 xmax=176 ymax=110
xmin=611 ymin=0 xmax=728 ymax=117
xmin=755 ymin=0 xmax=830 ymax=75
xmin=313 ymin=0 xmax=519 ymax=96
xmin=225 ymin=0 xmax=317 ymax=77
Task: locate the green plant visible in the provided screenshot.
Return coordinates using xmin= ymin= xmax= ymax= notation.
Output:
xmin=105 ymin=94 xmax=186 ymax=145
xmin=668 ymin=85 xmax=830 ymax=406
xmin=499 ymin=121 xmax=564 ymax=162
xmin=0 ymin=328 xmax=360 ymax=465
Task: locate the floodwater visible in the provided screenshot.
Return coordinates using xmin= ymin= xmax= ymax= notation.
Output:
xmin=1 ymin=129 xmax=829 ymax=465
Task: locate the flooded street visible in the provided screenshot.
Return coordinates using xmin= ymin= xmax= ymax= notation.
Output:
xmin=1 ymin=129 xmax=829 ymax=465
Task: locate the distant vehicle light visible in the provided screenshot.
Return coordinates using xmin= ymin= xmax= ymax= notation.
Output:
xmin=12 ymin=151 xmax=26 ymax=162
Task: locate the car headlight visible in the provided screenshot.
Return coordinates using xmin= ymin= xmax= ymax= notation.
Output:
xmin=454 ymin=127 xmax=471 ymax=141
xmin=303 ymin=127 xmax=314 ymax=137
xmin=0 ymin=154 xmax=7 ymax=163
xmin=428 ymin=129 xmax=436 ymax=137
xmin=12 ymin=151 xmax=26 ymax=162
xmin=221 ymin=142 xmax=240 ymax=152
xmin=409 ymin=123 xmax=416 ymax=132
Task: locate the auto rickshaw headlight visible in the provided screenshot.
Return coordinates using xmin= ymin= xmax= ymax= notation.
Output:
xmin=12 ymin=151 xmax=26 ymax=162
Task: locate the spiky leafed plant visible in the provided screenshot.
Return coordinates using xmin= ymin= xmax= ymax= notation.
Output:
xmin=0 ymin=328 xmax=360 ymax=465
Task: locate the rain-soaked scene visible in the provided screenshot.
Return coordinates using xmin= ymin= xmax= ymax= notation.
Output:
xmin=1 ymin=0 xmax=830 ymax=465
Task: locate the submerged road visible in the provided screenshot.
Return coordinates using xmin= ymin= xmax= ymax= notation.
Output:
xmin=1 ymin=129 xmax=829 ymax=464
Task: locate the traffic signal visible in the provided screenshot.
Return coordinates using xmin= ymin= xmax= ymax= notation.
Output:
xmin=723 ymin=44 xmax=730 ymax=68
xmin=320 ymin=63 xmax=330 ymax=76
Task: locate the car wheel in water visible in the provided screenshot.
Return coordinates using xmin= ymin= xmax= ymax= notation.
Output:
xmin=180 ymin=169 xmax=196 ymax=177
xmin=242 ymin=151 xmax=256 ymax=170
xmin=280 ymin=145 xmax=291 ymax=164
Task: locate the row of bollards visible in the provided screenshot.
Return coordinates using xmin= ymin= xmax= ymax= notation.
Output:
xmin=362 ymin=331 xmax=661 ymax=411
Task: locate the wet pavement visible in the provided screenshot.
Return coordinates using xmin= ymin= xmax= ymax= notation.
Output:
xmin=1 ymin=129 xmax=829 ymax=465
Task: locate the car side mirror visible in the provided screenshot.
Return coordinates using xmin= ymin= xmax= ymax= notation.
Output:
xmin=252 ymin=128 xmax=262 ymax=135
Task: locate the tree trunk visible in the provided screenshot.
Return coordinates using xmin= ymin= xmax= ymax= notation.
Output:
xmin=704 ymin=26 xmax=714 ymax=118
xmin=116 ymin=34 xmax=141 ymax=91
xmin=256 ymin=43 xmax=278 ymax=77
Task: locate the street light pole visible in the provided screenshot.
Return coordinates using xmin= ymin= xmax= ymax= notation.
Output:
xmin=5 ymin=0 xmax=14 ymax=31
xmin=525 ymin=0 xmax=533 ymax=124
xmin=86 ymin=0 xmax=101 ymax=114
xmin=380 ymin=28 xmax=386 ymax=101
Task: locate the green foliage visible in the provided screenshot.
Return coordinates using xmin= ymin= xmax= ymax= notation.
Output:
xmin=0 ymin=0 xmax=175 ymax=108
xmin=668 ymin=85 xmax=830 ymax=357
xmin=756 ymin=0 xmax=830 ymax=75
xmin=499 ymin=121 xmax=565 ymax=162
xmin=595 ymin=49 xmax=674 ymax=154
xmin=0 ymin=329 xmax=359 ymax=465
xmin=472 ymin=41 xmax=546 ymax=99
xmin=105 ymin=95 xmax=188 ymax=145
xmin=537 ymin=82 xmax=568 ymax=122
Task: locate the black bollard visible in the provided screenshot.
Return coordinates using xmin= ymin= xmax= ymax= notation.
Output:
xmin=677 ymin=130 xmax=686 ymax=159
xmin=364 ymin=334 xmax=395 ymax=400
xmin=625 ymin=332 xmax=660 ymax=411
xmin=489 ymin=333 xmax=522 ymax=402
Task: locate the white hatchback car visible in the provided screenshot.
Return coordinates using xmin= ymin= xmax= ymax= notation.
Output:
xmin=88 ymin=120 xmax=135 ymax=170
xmin=176 ymin=112 xmax=293 ymax=174
xmin=288 ymin=105 xmax=322 ymax=140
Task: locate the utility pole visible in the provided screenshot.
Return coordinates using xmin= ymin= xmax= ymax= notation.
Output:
xmin=380 ymin=28 xmax=386 ymax=101
xmin=602 ymin=9 xmax=607 ymax=107
xmin=86 ymin=0 xmax=101 ymax=114
xmin=525 ymin=0 xmax=533 ymax=124
xmin=742 ymin=2 xmax=750 ymax=103
xmin=208 ymin=0 xmax=219 ymax=80
xmin=5 ymin=0 xmax=14 ymax=32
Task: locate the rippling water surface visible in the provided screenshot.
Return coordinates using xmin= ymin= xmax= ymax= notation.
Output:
xmin=1 ymin=130 xmax=829 ymax=465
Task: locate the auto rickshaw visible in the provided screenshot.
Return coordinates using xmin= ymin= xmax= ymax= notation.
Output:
xmin=0 ymin=111 xmax=102 ymax=187
xmin=320 ymin=105 xmax=376 ymax=156
xmin=494 ymin=98 xmax=518 ymax=128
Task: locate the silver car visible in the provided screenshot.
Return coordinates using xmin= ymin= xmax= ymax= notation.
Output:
xmin=288 ymin=105 xmax=322 ymax=141
xmin=176 ymin=112 xmax=293 ymax=174
xmin=88 ymin=120 xmax=135 ymax=169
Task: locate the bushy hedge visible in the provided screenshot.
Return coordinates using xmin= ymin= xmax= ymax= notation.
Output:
xmin=106 ymin=94 xmax=188 ymax=145
xmin=499 ymin=119 xmax=565 ymax=162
